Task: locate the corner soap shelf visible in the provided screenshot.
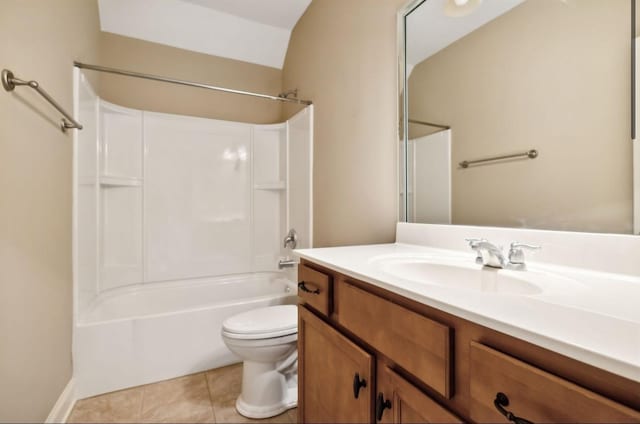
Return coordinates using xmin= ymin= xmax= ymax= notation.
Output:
xmin=100 ymin=175 xmax=143 ymax=187
xmin=254 ymin=181 xmax=286 ymax=190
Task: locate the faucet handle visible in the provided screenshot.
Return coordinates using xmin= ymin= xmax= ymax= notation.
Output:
xmin=283 ymin=229 xmax=298 ymax=249
xmin=465 ymin=238 xmax=486 ymax=248
xmin=508 ymin=242 xmax=540 ymax=265
xmin=510 ymin=242 xmax=540 ymax=250
xmin=465 ymin=238 xmax=486 ymax=264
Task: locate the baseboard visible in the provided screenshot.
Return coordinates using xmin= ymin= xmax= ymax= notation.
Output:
xmin=46 ymin=379 xmax=76 ymax=423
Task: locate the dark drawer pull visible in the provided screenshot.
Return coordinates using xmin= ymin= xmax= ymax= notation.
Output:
xmin=376 ymin=392 xmax=392 ymax=421
xmin=353 ymin=373 xmax=367 ymax=399
xmin=298 ymin=281 xmax=320 ymax=295
xmin=494 ymin=392 xmax=534 ymax=424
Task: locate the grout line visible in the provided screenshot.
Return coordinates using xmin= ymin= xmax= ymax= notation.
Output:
xmin=138 ymin=383 xmax=146 ymax=421
xmin=204 ymin=371 xmax=217 ymax=423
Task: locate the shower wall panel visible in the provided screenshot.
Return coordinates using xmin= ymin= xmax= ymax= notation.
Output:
xmin=253 ymin=124 xmax=286 ymax=271
xmin=99 ymin=102 xmax=144 ymax=290
xmin=75 ymin=83 xmax=312 ymax=301
xmin=75 ymin=71 xmax=100 ymax=315
xmin=287 ymin=106 xmax=313 ymax=250
xmin=144 ymin=113 xmax=252 ymax=282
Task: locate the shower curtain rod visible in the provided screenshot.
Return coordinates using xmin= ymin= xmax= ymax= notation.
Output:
xmin=73 ymin=62 xmax=312 ymax=106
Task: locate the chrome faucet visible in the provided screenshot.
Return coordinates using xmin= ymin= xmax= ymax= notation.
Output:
xmin=283 ymin=229 xmax=298 ymax=249
xmin=467 ymin=239 xmax=506 ymax=268
xmin=466 ymin=239 xmax=540 ymax=270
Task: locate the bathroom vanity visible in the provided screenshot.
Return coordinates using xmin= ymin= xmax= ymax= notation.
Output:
xmin=294 ymin=227 xmax=640 ymax=423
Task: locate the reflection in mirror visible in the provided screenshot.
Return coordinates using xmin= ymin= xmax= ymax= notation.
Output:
xmin=401 ymin=0 xmax=639 ymax=234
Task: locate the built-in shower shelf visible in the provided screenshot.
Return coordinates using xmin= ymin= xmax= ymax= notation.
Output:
xmin=100 ymin=176 xmax=143 ymax=187
xmin=78 ymin=176 xmax=96 ymax=185
xmin=254 ymin=182 xmax=286 ymax=190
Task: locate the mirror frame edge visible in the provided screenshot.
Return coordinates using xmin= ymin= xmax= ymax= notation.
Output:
xmin=397 ymin=0 xmax=426 ymax=224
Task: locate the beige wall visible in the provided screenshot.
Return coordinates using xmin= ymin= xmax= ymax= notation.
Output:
xmin=409 ymin=0 xmax=633 ymax=233
xmin=0 ymin=1 xmax=101 ymax=422
xmin=0 ymin=2 xmax=407 ymax=420
xmin=98 ymin=33 xmax=283 ymax=124
xmin=282 ymin=0 xmax=405 ymax=247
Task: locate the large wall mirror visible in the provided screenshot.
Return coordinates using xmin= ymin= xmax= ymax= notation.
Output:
xmin=399 ymin=0 xmax=640 ymax=235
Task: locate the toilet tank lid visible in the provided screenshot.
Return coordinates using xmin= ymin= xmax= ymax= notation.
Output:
xmin=222 ymin=305 xmax=297 ymax=336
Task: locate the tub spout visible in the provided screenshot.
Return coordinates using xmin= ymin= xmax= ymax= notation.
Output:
xmin=278 ymin=259 xmax=297 ymax=269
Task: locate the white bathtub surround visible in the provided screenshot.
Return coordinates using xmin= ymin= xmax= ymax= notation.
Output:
xmin=405 ymin=130 xmax=452 ymax=224
xmin=294 ymin=222 xmax=640 ymax=382
xmin=72 ymin=70 xmax=312 ymax=398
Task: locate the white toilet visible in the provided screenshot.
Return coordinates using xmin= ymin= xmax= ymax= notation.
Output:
xmin=221 ymin=305 xmax=298 ymax=419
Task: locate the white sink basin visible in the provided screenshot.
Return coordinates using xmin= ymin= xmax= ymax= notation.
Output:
xmin=372 ymin=256 xmax=543 ymax=295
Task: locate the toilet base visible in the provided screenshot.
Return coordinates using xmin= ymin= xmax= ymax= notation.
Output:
xmin=236 ymin=388 xmax=297 ymax=419
xmin=234 ymin=358 xmax=298 ymax=419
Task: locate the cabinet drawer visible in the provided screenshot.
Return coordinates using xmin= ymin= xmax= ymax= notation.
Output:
xmin=298 ymin=264 xmax=332 ymax=317
xmin=337 ymin=282 xmax=453 ymax=398
xmin=469 ymin=342 xmax=640 ymax=423
xmin=378 ymin=365 xmax=462 ymax=424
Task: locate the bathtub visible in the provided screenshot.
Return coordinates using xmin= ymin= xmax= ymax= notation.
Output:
xmin=73 ymin=272 xmax=297 ymax=399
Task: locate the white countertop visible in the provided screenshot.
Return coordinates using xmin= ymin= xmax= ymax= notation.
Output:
xmin=294 ymin=242 xmax=640 ymax=382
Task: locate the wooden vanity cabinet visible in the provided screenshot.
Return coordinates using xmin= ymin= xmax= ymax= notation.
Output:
xmin=297 ymin=263 xmax=332 ymax=317
xmin=337 ymin=281 xmax=453 ymax=399
xmin=376 ymin=364 xmax=463 ymax=424
xmin=297 ymin=259 xmax=640 ymax=424
xmin=298 ymin=306 xmax=373 ymax=423
xmin=469 ymin=342 xmax=640 ymax=423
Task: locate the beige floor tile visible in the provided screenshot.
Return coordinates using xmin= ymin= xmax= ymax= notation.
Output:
xmin=206 ymin=363 xmax=243 ymax=405
xmin=211 ymin=397 xmax=253 ymax=424
xmin=67 ymin=365 xmax=295 ymax=424
xmin=212 ymin=397 xmax=294 ymax=424
xmin=253 ymin=408 xmax=296 ymax=423
xmin=286 ymin=408 xmax=299 ymax=423
xmin=207 ymin=364 xmax=296 ymax=423
xmin=140 ymin=373 xmax=215 ymax=423
xmin=67 ymin=386 xmax=143 ymax=423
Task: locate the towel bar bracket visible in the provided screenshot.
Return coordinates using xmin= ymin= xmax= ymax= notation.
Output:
xmin=2 ymin=68 xmax=83 ymax=133
xmin=1 ymin=69 xmax=15 ymax=91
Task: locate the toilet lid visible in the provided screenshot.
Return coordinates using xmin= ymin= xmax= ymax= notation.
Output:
xmin=222 ymin=305 xmax=297 ymax=339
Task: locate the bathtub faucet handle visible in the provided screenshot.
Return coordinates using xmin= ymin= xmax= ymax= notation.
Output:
xmin=284 ymin=229 xmax=298 ymax=249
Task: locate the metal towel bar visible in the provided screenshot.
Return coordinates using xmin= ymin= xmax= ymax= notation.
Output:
xmin=459 ymin=149 xmax=538 ymax=169
xmin=2 ymin=68 xmax=82 ymax=132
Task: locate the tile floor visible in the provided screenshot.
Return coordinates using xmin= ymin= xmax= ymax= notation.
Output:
xmin=67 ymin=364 xmax=298 ymax=423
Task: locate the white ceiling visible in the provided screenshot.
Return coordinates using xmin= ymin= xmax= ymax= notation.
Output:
xmin=406 ymin=0 xmax=525 ymax=67
xmin=183 ymin=0 xmax=311 ymax=29
xmin=98 ymin=0 xmax=312 ymax=69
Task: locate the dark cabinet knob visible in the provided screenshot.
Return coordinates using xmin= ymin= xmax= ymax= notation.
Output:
xmin=494 ymin=392 xmax=534 ymax=424
xmin=376 ymin=392 xmax=392 ymax=421
xmin=353 ymin=372 xmax=367 ymax=399
xmin=298 ymin=281 xmax=320 ymax=294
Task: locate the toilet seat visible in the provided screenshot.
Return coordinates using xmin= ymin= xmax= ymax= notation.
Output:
xmin=222 ymin=305 xmax=297 ymax=340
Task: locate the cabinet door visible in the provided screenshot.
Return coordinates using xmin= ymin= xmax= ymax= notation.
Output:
xmin=298 ymin=306 xmax=374 ymax=423
xmin=376 ymin=365 xmax=462 ymax=424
